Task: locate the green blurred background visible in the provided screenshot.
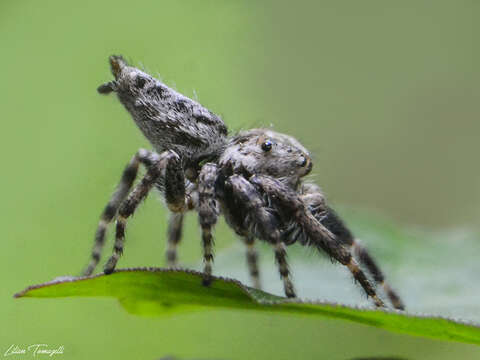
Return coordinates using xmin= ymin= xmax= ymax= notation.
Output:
xmin=1 ymin=1 xmax=479 ymax=359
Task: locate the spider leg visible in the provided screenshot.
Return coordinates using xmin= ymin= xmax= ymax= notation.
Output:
xmin=163 ymin=152 xmax=187 ymax=213
xmin=104 ymin=150 xmax=185 ymax=274
xmin=83 ymin=148 xmax=159 ymax=276
xmin=243 ymin=235 xmax=261 ymax=289
xmin=164 ymin=180 xmax=196 ymax=268
xmin=250 ymin=175 xmax=385 ymax=307
xmin=197 ymin=163 xmax=219 ymax=285
xmin=250 ymin=176 xmax=347 ymax=262
xmin=161 ymin=153 xmax=188 ymax=268
xmin=166 ymin=213 xmax=184 ymax=268
xmin=226 ymin=175 xmax=295 ymax=297
xmin=352 ymin=238 xmax=405 ymax=310
xmin=300 ymin=185 xmax=405 ymax=310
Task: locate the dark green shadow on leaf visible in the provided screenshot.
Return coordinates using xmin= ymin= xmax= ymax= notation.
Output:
xmin=14 ymin=268 xmax=480 ymax=346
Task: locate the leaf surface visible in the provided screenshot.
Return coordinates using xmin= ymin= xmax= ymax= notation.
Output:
xmin=14 ymin=268 xmax=480 ymax=346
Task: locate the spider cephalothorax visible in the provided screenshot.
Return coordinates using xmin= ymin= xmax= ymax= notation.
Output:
xmin=219 ymin=129 xmax=312 ymax=189
xmin=84 ymin=55 xmax=405 ymax=310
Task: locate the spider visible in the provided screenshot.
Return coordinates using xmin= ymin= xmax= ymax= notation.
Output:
xmin=83 ymin=55 xmax=404 ymax=310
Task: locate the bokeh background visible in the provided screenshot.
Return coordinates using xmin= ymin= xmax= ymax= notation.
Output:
xmin=1 ymin=1 xmax=479 ymax=359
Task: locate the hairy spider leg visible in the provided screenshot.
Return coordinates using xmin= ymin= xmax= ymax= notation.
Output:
xmin=352 ymin=239 xmax=405 ymax=310
xmin=227 ymin=175 xmax=295 ymax=298
xmin=250 ymin=175 xmax=385 ymax=307
xmin=166 ymin=213 xmax=184 ymax=267
xmin=83 ymin=148 xmax=159 ymax=276
xmin=103 ymin=150 xmax=186 ymax=274
xmin=243 ymin=235 xmax=261 ymax=289
xmin=298 ymin=186 xmax=405 ymax=310
xmin=197 ymin=163 xmax=219 ymax=285
xmin=312 ymin=204 xmax=405 ymax=310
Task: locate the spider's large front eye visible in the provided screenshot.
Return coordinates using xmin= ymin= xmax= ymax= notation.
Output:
xmin=261 ymin=140 xmax=273 ymax=152
xmin=299 ymin=156 xmax=308 ymax=167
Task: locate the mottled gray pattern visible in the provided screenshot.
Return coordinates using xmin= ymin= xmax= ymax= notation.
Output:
xmin=102 ymin=55 xmax=227 ymax=174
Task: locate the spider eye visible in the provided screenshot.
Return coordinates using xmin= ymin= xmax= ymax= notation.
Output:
xmin=261 ymin=140 xmax=273 ymax=152
xmin=300 ymin=156 xmax=308 ymax=167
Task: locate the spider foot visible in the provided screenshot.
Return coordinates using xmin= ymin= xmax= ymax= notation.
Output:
xmin=372 ymin=295 xmax=386 ymax=308
xmin=103 ymin=256 xmax=118 ymax=275
xmin=82 ymin=266 xmax=94 ymax=277
xmin=202 ymin=274 xmax=213 ymax=287
xmin=284 ymin=283 xmax=296 ymax=298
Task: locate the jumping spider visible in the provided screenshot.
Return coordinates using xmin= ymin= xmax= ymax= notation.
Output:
xmin=84 ymin=55 xmax=404 ymax=310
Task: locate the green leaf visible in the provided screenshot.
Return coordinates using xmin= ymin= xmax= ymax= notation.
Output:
xmin=14 ymin=268 xmax=480 ymax=346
